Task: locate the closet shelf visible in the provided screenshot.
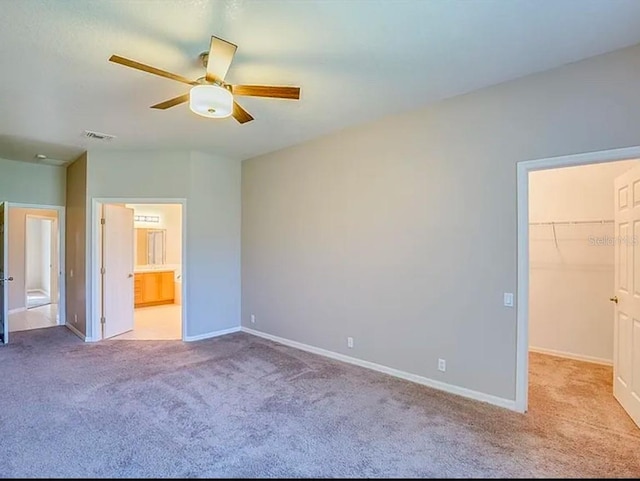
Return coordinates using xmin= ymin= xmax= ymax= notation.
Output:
xmin=529 ymin=219 xmax=614 ymax=249
xmin=529 ymin=219 xmax=613 ymax=226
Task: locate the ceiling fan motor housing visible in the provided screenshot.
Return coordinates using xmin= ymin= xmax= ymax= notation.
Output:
xmin=199 ymin=52 xmax=210 ymax=69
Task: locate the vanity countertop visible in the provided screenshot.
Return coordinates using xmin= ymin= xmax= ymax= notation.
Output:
xmin=134 ymin=266 xmax=175 ymax=274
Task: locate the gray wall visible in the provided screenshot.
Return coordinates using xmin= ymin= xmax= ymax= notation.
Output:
xmin=65 ymin=153 xmax=87 ymax=335
xmin=86 ymin=150 xmax=241 ymax=340
xmin=187 ymin=151 xmax=241 ymax=337
xmin=242 ymin=43 xmax=640 ymax=402
xmin=0 ymin=157 xmax=66 ymax=206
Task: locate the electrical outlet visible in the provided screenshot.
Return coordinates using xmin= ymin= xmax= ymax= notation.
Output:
xmin=438 ymin=358 xmax=446 ymax=372
xmin=250 ymin=314 xmax=256 ymax=324
xmin=347 ymin=337 xmax=354 ymax=348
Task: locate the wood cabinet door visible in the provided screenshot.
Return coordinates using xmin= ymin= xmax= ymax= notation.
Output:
xmin=142 ymin=272 xmax=159 ymax=303
xmin=160 ymin=271 xmax=175 ymax=301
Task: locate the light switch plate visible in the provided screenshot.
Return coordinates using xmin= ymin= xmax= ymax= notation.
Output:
xmin=504 ymin=292 xmax=514 ymax=307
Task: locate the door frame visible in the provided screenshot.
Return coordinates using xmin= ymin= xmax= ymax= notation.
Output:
xmin=516 ymin=145 xmax=640 ymax=413
xmin=6 ymin=203 xmax=65 ymax=326
xmin=90 ymin=198 xmax=187 ymax=342
xmin=24 ymin=214 xmax=58 ymax=313
xmin=1 ymin=202 xmax=8 ymax=343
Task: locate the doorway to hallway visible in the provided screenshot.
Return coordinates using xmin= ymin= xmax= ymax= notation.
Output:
xmin=25 ymin=215 xmax=56 ymax=310
xmin=0 ymin=202 xmax=65 ymax=343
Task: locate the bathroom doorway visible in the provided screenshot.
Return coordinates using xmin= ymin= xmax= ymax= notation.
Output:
xmin=92 ymin=199 xmax=186 ymax=341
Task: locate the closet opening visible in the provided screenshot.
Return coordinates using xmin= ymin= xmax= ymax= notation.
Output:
xmin=522 ymin=157 xmax=640 ymax=430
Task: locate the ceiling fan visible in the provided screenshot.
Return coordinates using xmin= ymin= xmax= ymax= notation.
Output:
xmin=109 ymin=35 xmax=300 ymax=124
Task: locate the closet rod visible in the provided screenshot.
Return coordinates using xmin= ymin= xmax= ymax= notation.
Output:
xmin=529 ymin=219 xmax=614 ymax=226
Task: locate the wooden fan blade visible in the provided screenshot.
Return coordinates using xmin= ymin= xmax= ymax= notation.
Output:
xmin=150 ymin=93 xmax=190 ymax=110
xmin=232 ymin=101 xmax=254 ymax=124
xmin=109 ymin=55 xmax=197 ymax=86
xmin=230 ymin=85 xmax=300 ymax=100
xmin=205 ymin=36 xmax=238 ymax=83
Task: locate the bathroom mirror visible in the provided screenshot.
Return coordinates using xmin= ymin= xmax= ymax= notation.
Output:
xmin=135 ymin=228 xmax=166 ymax=266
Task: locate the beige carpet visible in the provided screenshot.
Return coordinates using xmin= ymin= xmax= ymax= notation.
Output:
xmin=1 ymin=328 xmax=639 ymax=477
xmin=529 ymin=352 xmax=639 ymax=441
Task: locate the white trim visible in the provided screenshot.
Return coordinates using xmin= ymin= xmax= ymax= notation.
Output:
xmin=8 ymin=307 xmax=26 ymax=315
xmin=529 ymin=346 xmax=613 ymax=366
xmin=185 ymin=326 xmax=241 ymax=342
xmin=6 ymin=203 xmax=66 ymax=329
xmin=516 ymin=145 xmax=640 ymax=414
xmin=242 ymin=327 xmax=517 ymax=411
xmin=7 ymin=202 xmax=63 ymax=210
xmin=1 ymin=202 xmax=7 ymax=344
xmin=85 ymin=332 xmax=101 ymax=343
xmin=90 ymin=198 xmax=187 ymax=342
xmin=65 ymin=322 xmax=87 ymax=341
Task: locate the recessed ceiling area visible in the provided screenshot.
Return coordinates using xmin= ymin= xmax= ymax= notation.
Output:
xmin=0 ymin=135 xmax=85 ymax=166
xmin=2 ymin=0 xmax=640 ymax=161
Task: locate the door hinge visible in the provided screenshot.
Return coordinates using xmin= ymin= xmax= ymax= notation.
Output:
xmin=100 ymin=316 xmax=106 ymax=324
xmin=100 ymin=267 xmax=106 ymax=275
xmin=101 ymin=218 xmax=105 ymax=225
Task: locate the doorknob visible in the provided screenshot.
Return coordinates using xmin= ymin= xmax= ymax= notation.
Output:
xmin=1 ymin=277 xmax=13 ymax=282
xmin=128 ymin=274 xmax=133 ymax=278
xmin=610 ymin=296 xmax=619 ymax=304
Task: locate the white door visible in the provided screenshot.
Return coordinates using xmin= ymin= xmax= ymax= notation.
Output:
xmin=0 ymin=202 xmax=11 ymax=343
xmin=613 ymin=166 xmax=640 ymax=427
xmin=102 ymin=204 xmax=135 ymax=339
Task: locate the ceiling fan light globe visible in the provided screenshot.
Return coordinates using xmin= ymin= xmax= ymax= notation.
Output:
xmin=189 ymin=85 xmax=233 ymax=118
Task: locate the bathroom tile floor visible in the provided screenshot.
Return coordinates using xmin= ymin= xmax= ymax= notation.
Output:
xmin=111 ymin=304 xmax=182 ymax=340
xmin=9 ymin=304 xmax=58 ymax=332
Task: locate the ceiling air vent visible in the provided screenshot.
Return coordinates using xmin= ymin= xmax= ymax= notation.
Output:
xmin=82 ymin=130 xmax=116 ymax=142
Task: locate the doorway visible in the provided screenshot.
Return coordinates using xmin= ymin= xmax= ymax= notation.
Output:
xmin=517 ymin=146 xmax=640 ymax=428
xmin=92 ymin=199 xmax=186 ymax=341
xmin=527 ymin=161 xmax=638 ymax=365
xmin=25 ymin=216 xmax=57 ymax=309
xmin=9 ymin=207 xmax=61 ymax=333
xmin=0 ymin=202 xmax=65 ymax=343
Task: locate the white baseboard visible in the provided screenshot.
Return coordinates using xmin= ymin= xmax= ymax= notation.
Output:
xmin=65 ymin=323 xmax=87 ymax=341
xmin=8 ymin=307 xmax=26 ymax=315
xmin=241 ymin=327 xmax=517 ymax=412
xmin=185 ymin=326 xmax=241 ymax=342
xmin=529 ymin=346 xmax=613 ymax=366
xmin=27 ymin=289 xmax=48 ymax=296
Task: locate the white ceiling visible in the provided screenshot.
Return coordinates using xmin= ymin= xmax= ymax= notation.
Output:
xmin=2 ymin=0 xmax=640 ymax=162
